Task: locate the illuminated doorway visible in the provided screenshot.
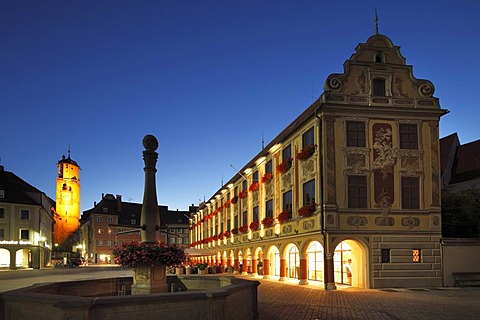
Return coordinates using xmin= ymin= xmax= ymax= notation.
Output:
xmin=267 ymin=246 xmax=280 ymax=277
xmin=333 ymin=239 xmax=366 ymax=287
xmin=287 ymin=245 xmax=300 ymax=278
xmin=0 ymin=248 xmax=9 ymax=267
xmin=307 ymin=241 xmax=324 ymax=282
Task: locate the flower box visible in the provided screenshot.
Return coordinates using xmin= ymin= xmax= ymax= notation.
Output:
xmin=249 ymin=220 xmax=259 ymax=231
xmin=297 ymin=144 xmax=316 ymax=161
xmin=276 ymin=158 xmax=292 ymax=174
xmin=277 ymin=211 xmax=290 ymax=223
xmin=231 ymin=196 xmax=238 ymax=204
xmin=239 ymin=224 xmax=249 ymax=233
xmin=231 ymin=228 xmax=239 ymax=235
xmin=298 ymin=203 xmax=317 ymax=217
xmin=224 ymin=230 xmax=231 ymax=238
xmin=261 ymin=172 xmax=273 ymax=184
xmin=249 ymin=182 xmax=259 ymax=192
xmin=239 ymin=190 xmax=248 ymax=199
xmin=261 ymin=217 xmax=275 ymax=228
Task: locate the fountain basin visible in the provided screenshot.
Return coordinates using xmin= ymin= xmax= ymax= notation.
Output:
xmin=0 ymin=275 xmax=259 ymax=320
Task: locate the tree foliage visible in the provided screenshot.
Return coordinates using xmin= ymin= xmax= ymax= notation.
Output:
xmin=442 ymin=188 xmax=480 ymax=238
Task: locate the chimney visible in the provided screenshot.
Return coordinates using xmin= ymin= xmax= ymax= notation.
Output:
xmin=116 ymin=195 xmax=122 ymax=212
xmin=0 ymin=165 xmax=4 ymax=172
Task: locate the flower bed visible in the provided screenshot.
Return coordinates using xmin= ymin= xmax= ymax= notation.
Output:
xmin=113 ymin=241 xmax=185 ymax=268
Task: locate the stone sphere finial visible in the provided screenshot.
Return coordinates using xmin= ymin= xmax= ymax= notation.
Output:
xmin=143 ymin=134 xmax=159 ymax=151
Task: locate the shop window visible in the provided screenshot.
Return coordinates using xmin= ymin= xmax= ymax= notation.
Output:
xmin=346 ymin=121 xmax=366 ymax=147
xmin=412 ymin=249 xmax=421 ymax=263
xmin=20 ymin=209 xmax=29 ymax=220
xmin=348 ymin=175 xmax=367 ymax=208
xmin=381 ymin=249 xmax=390 ymax=263
xmin=399 ymin=124 xmax=418 ymax=149
xmin=402 ymin=177 xmax=420 ymax=209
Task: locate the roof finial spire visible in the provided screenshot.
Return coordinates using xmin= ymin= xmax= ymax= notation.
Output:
xmin=375 ymin=7 xmax=379 ymax=35
xmin=68 ymin=144 xmax=71 ymax=158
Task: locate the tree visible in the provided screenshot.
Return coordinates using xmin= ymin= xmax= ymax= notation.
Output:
xmin=442 ymin=188 xmax=480 ymax=238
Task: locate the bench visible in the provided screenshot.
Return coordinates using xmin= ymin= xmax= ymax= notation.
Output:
xmin=452 ymin=272 xmax=480 ymax=287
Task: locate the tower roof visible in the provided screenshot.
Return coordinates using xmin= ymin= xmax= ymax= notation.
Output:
xmin=58 ymin=154 xmax=79 ymax=166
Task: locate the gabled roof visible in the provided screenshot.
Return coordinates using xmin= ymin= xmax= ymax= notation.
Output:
xmin=440 ymin=133 xmax=459 ymax=175
xmin=0 ymin=167 xmax=51 ymax=206
xmin=452 ymin=139 xmax=480 ymax=183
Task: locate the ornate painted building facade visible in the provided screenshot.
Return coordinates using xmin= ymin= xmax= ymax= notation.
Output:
xmin=189 ymin=33 xmax=448 ymax=289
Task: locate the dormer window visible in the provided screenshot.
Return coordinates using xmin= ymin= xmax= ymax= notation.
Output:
xmin=372 ymin=78 xmax=386 ymax=96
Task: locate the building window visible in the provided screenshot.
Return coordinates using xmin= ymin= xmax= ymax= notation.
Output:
xmin=96 ymin=240 xmax=103 ymax=246
xmin=303 ymin=179 xmax=315 ymax=206
xmin=131 ymin=219 xmax=136 ymax=225
xmin=346 ymin=121 xmax=366 ymax=147
xmin=106 ymin=241 xmax=112 ymax=247
xmin=253 ymin=171 xmax=259 ymax=183
xmin=168 ymin=237 xmax=175 ymax=244
xmin=282 ymin=144 xmax=292 ymax=162
xmin=96 ymin=216 xmax=103 ymax=222
xmin=348 ymin=175 xmax=367 ymax=208
xmin=402 ymin=177 xmax=420 ymax=209
xmin=108 ymin=217 xmax=114 ymax=223
xmin=412 ymin=249 xmax=421 ymax=263
xmin=242 ymin=211 xmax=248 ymax=225
xmin=266 ymin=199 xmax=274 ymax=219
xmin=372 ymin=78 xmax=386 ymax=96
xmin=0 ymin=190 xmax=4 ymax=198
xmin=20 ymin=229 xmax=29 ymax=240
xmin=253 ymin=206 xmax=259 ymax=222
xmin=183 ymin=237 xmax=189 ymax=244
xmin=283 ymin=190 xmax=293 ymax=219
xmin=242 ymin=180 xmax=248 ymax=191
xmin=0 ymin=208 xmax=5 ymax=219
xmin=114 ymin=240 xmax=119 ymax=246
xmin=20 ymin=209 xmax=30 ymax=220
xmin=302 ymin=127 xmax=315 ymax=149
xmin=381 ymin=249 xmax=390 ymax=263
xmin=399 ymin=124 xmax=418 ymax=149
xmin=265 ymin=160 xmax=272 ymax=174
xmin=102 ymin=208 xmax=108 ymax=213
xmin=0 ymin=229 xmax=4 ymax=238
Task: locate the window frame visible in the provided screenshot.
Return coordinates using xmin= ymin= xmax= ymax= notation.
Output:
xmin=347 ymin=175 xmax=368 ymax=208
xmin=302 ymin=127 xmax=315 ymax=149
xmin=265 ymin=199 xmax=274 ymax=219
xmin=282 ymin=144 xmax=292 ymax=162
xmin=20 ymin=209 xmax=30 ymax=220
xmin=20 ymin=229 xmax=29 ymax=240
xmin=372 ymin=78 xmax=386 ymax=96
xmin=399 ymin=123 xmax=419 ymax=150
xmin=303 ymin=179 xmax=316 ymax=206
xmin=401 ymin=176 xmax=420 ymax=209
xmin=283 ymin=190 xmax=293 ymax=219
xmin=346 ymin=121 xmax=366 ymax=147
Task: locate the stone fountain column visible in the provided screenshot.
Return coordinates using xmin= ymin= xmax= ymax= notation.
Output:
xmin=131 ymin=134 xmax=168 ymax=295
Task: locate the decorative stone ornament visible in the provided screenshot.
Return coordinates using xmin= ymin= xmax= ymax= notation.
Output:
xmin=132 ymin=264 xmax=168 ymax=295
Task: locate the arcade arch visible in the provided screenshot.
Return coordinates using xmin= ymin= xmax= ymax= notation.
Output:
xmin=333 ymin=239 xmax=367 ymax=288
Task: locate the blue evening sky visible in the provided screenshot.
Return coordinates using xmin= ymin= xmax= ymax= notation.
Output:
xmin=1 ymin=1 xmax=479 ymax=213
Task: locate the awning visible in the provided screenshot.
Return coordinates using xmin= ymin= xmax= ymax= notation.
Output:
xmin=184 ymin=248 xmax=216 ymax=257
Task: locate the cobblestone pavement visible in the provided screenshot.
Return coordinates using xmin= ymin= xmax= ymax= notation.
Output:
xmin=1 ymin=268 xmax=479 ymax=319
xmin=249 ymin=276 xmax=480 ymax=320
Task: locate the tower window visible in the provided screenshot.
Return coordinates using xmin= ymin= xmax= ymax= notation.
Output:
xmin=372 ymin=78 xmax=386 ymax=96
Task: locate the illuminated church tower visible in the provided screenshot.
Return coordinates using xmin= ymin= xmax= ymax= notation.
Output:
xmin=54 ymin=149 xmax=81 ymax=245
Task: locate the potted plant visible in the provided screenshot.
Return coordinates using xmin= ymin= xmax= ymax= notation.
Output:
xmin=298 ymin=203 xmax=317 ymax=217
xmin=198 ymin=263 xmax=208 ymax=274
xmin=261 ymin=217 xmax=275 ymax=228
xmin=276 ymin=158 xmax=292 ymax=174
xmin=297 ymin=144 xmax=316 ymax=161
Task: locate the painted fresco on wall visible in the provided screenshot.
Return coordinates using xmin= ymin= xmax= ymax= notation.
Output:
xmin=372 ymin=123 xmax=397 ymax=214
